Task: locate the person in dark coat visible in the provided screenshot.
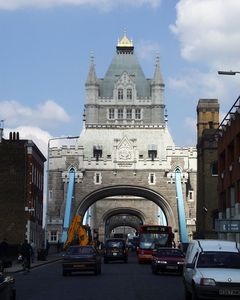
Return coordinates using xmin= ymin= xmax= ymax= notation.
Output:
xmin=19 ymin=240 xmax=33 ymax=272
xmin=0 ymin=238 xmax=9 ymax=270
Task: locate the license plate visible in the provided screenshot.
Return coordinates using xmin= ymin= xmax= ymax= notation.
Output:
xmin=113 ymin=253 xmax=118 ymax=256
xmin=73 ymin=264 xmax=85 ymax=268
xmin=166 ymin=266 xmax=178 ymax=270
xmin=219 ymin=289 xmax=240 ymax=296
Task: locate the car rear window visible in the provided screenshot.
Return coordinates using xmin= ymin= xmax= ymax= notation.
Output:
xmin=197 ymin=251 xmax=240 ymax=268
xmin=106 ymin=240 xmax=124 ymax=248
xmin=156 ymin=249 xmax=184 ymax=257
xmin=66 ymin=246 xmax=95 ymax=255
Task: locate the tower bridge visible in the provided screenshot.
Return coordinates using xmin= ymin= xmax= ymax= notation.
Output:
xmin=46 ymin=32 xmax=197 ymax=244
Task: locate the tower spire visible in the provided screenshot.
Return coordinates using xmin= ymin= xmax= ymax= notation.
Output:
xmin=85 ymin=52 xmax=98 ymax=86
xmin=152 ymin=54 xmax=164 ymax=85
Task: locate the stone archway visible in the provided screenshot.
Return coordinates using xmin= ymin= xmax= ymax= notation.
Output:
xmin=102 ymin=207 xmax=144 ymax=237
xmin=76 ymin=185 xmax=177 ymax=230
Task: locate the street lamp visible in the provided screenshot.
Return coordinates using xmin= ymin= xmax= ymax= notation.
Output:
xmin=218 ymin=70 xmax=240 ymax=75
xmin=45 ymin=135 xmax=78 ymax=247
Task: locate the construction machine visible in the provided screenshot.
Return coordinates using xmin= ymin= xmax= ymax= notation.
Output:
xmin=63 ymin=215 xmax=92 ymax=250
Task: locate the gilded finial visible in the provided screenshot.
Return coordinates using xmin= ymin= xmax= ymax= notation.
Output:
xmin=117 ymin=29 xmax=133 ymax=47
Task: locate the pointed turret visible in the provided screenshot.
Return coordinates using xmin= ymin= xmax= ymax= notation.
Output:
xmin=152 ymin=56 xmax=164 ymax=86
xmin=85 ymin=55 xmax=98 ymax=86
xmin=151 ymin=56 xmax=165 ymax=107
xmin=85 ymin=54 xmax=99 ymax=117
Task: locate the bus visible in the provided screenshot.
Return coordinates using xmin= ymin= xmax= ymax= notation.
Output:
xmin=137 ymin=225 xmax=174 ymax=263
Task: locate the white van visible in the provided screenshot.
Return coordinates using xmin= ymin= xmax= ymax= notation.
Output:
xmin=183 ymin=239 xmax=240 ymax=299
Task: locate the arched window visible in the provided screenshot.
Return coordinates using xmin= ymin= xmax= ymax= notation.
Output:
xmin=118 ymin=88 xmax=123 ymax=100
xmin=127 ymin=88 xmax=132 ymax=100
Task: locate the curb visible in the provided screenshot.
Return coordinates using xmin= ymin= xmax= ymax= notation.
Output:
xmin=5 ymin=257 xmax=62 ymax=274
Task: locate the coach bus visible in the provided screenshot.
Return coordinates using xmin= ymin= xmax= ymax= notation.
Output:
xmin=137 ymin=225 xmax=174 ymax=263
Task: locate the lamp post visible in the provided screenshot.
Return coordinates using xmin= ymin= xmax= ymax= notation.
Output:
xmin=45 ymin=135 xmax=78 ymax=247
xmin=218 ymin=70 xmax=240 ymax=75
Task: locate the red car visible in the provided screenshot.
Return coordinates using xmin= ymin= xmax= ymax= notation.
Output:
xmin=151 ymin=247 xmax=185 ymax=275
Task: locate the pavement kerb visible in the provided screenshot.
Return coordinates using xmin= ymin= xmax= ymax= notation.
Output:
xmin=3 ymin=253 xmax=63 ymax=274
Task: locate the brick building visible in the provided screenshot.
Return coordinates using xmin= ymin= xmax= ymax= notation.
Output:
xmin=196 ymin=99 xmax=219 ymax=239
xmin=216 ymin=96 xmax=240 ymax=242
xmin=0 ymin=131 xmax=46 ymax=251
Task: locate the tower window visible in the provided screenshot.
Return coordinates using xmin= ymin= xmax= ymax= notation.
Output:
xmin=118 ymin=88 xmax=123 ymax=100
xmin=109 ymin=108 xmax=115 ymax=119
xmin=148 ymin=144 xmax=157 ymax=160
xmin=93 ymin=145 xmax=102 ymax=161
xmin=127 ymin=88 xmax=132 ymax=100
xmin=148 ymin=173 xmax=156 ymax=185
xmin=135 ymin=108 xmax=141 ymax=119
xmin=126 ymin=109 xmax=132 ymax=119
xmin=118 ymin=108 xmax=123 ymax=119
xmin=94 ymin=172 xmax=102 ymax=184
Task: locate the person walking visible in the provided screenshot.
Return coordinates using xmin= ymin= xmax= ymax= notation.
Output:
xmin=19 ymin=240 xmax=33 ymax=273
xmin=30 ymin=240 xmax=36 ymax=263
xmin=0 ymin=238 xmax=9 ymax=271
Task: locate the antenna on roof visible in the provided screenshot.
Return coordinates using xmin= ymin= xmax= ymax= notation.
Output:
xmin=0 ymin=120 xmax=4 ymax=143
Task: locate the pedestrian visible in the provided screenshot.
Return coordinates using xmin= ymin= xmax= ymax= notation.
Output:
xmin=30 ymin=240 xmax=36 ymax=263
xmin=57 ymin=240 xmax=61 ymax=253
xmin=19 ymin=240 xmax=33 ymax=273
xmin=0 ymin=238 xmax=9 ymax=271
xmin=46 ymin=240 xmax=50 ymax=256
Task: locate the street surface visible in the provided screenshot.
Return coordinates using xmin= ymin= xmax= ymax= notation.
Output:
xmin=14 ymin=252 xmax=185 ymax=300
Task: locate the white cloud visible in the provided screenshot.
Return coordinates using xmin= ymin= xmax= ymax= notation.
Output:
xmin=170 ymin=0 xmax=240 ymax=69
xmin=169 ymin=69 xmax=222 ymax=98
xmin=136 ymin=40 xmax=161 ymax=61
xmin=0 ymin=99 xmax=70 ymax=129
xmin=0 ymin=0 xmax=161 ymax=10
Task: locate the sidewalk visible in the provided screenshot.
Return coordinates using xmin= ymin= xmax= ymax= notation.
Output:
xmin=3 ymin=252 xmax=63 ymax=274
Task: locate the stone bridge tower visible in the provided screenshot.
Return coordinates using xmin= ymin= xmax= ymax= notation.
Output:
xmin=46 ymin=33 xmax=197 ymax=244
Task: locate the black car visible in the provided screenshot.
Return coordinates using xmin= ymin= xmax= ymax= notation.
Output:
xmin=62 ymin=245 xmax=102 ymax=276
xmin=104 ymin=238 xmax=128 ymax=263
xmin=0 ymin=273 xmax=16 ymax=300
xmin=151 ymin=247 xmax=185 ymax=275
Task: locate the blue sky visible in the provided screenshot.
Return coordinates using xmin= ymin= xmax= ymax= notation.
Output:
xmin=1 ymin=0 xmax=240 ymax=156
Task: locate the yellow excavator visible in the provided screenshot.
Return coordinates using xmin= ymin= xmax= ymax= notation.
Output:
xmin=63 ymin=215 xmax=92 ymax=250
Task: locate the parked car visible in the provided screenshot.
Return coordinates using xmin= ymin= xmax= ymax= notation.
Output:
xmin=62 ymin=245 xmax=101 ymax=276
xmin=151 ymin=247 xmax=185 ymax=275
xmin=104 ymin=238 xmax=128 ymax=263
xmin=0 ymin=273 xmax=16 ymax=300
xmin=183 ymin=239 xmax=240 ymax=300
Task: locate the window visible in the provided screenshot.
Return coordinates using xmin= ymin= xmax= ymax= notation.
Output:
xmin=126 ymin=108 xmax=132 ymax=119
xmin=109 ymin=108 xmax=115 ymax=119
xmin=118 ymin=88 xmax=123 ymax=100
xmin=127 ymin=88 xmax=132 ymax=100
xmin=118 ymin=108 xmax=123 ymax=119
xmin=148 ymin=173 xmax=156 ymax=185
xmin=211 ymin=161 xmax=218 ymax=176
xmin=230 ymin=186 xmax=235 ymax=218
xmin=94 ymin=172 xmax=102 ymax=184
xmin=93 ymin=145 xmax=102 ymax=161
xmin=135 ymin=108 xmax=141 ymax=119
xmin=188 ymin=190 xmax=194 ymax=202
xmin=49 ymin=190 xmax=53 ymax=201
xmin=148 ymin=144 xmax=157 ymax=161
xmin=50 ymin=231 xmax=57 ymax=242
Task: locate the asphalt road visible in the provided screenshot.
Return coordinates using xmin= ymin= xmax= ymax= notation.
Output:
xmin=14 ymin=252 xmax=185 ymax=300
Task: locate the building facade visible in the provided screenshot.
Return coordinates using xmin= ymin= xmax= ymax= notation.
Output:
xmin=0 ymin=131 xmax=46 ymax=250
xmin=196 ymin=99 xmax=219 ymax=239
xmin=216 ymin=96 xmax=240 ymax=242
xmin=46 ymin=33 xmax=197 ymax=244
